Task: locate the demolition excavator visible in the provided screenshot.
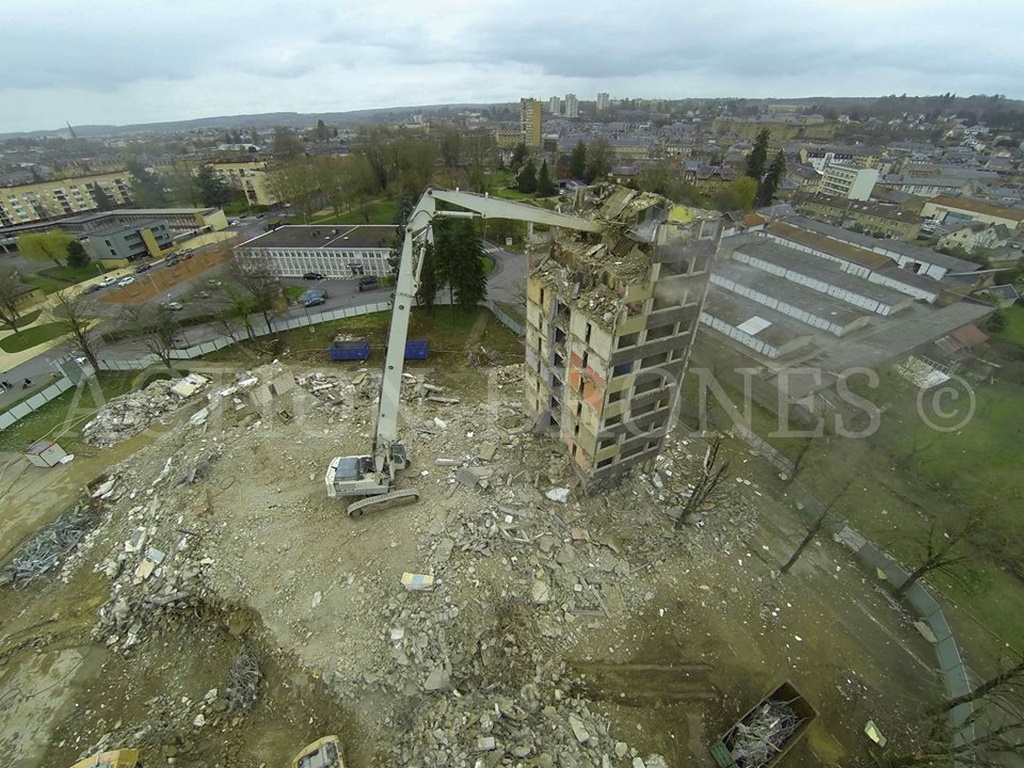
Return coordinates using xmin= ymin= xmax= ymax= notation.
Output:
xmin=324 ymin=187 xmax=602 ymax=515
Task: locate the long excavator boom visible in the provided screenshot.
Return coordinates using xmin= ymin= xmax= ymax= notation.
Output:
xmin=327 ymin=187 xmax=602 ymax=514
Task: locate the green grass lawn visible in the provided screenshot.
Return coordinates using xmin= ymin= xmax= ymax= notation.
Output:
xmin=0 ymin=372 xmax=139 ymax=450
xmin=0 ymin=322 xmax=67 ymax=353
xmin=282 ymin=285 xmax=307 ymax=303
xmin=1 ymin=309 xmax=43 ymax=334
xmin=678 ymin=349 xmax=1024 ymax=661
xmin=25 ymin=275 xmax=73 ymax=295
xmin=994 ymin=304 xmax=1024 ymax=347
xmin=312 ymin=200 xmax=400 ymax=226
xmin=482 ymin=255 xmax=495 ymax=276
xmin=494 ymin=187 xmax=535 ymax=201
xmin=38 ymin=264 xmax=108 ymax=283
xmin=201 ymin=306 xmax=523 ymax=367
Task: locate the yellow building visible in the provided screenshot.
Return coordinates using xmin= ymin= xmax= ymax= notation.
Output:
xmin=520 ymin=98 xmax=543 ymax=148
xmin=207 ymin=161 xmax=278 ymax=207
xmin=0 ymin=171 xmax=134 ymax=227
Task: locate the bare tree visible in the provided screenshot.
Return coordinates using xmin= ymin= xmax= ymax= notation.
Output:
xmin=779 ymin=477 xmax=854 ymax=575
xmin=674 ymin=435 xmax=730 ymax=530
xmin=882 ymin=659 xmax=1024 ymax=767
xmin=119 ymin=304 xmax=180 ymax=369
xmin=225 ymin=255 xmax=283 ymax=332
xmin=930 ymin=656 xmax=1024 ymax=716
xmin=52 ymin=289 xmax=103 ymax=371
xmin=0 ymin=266 xmax=29 ymax=333
xmin=895 ymin=515 xmax=982 ymax=598
xmin=892 ymin=436 xmax=937 ymax=473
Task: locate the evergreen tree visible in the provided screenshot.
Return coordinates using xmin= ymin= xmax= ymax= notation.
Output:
xmin=511 ymin=142 xmax=528 ymax=169
xmin=195 ymin=164 xmax=232 ymax=207
xmin=415 ymin=242 xmax=439 ymax=310
xmin=570 ymin=141 xmax=587 ymax=180
xmin=745 ymin=128 xmax=771 ymax=181
xmin=759 ymin=150 xmax=787 ymax=206
xmin=517 ymin=159 xmax=537 ymax=193
xmin=126 ymin=160 xmax=167 ymax=207
xmin=536 ymin=159 xmax=556 ymax=197
xmin=89 ymin=183 xmax=116 ymax=211
xmin=448 ymin=219 xmax=487 ymax=310
xmin=584 ymin=138 xmax=613 ymax=183
xmin=66 ymin=240 xmax=90 ymax=269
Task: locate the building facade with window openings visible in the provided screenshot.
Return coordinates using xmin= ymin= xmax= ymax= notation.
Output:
xmin=524 ymin=187 xmax=721 ymax=483
xmin=520 ymin=98 xmax=543 ymax=147
xmin=0 ymin=171 xmax=134 ymax=227
xmin=234 ymin=225 xmax=395 ymax=278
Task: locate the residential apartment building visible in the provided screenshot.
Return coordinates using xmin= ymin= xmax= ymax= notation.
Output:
xmin=796 ymin=195 xmax=922 ymax=240
xmin=548 ymin=96 xmax=562 ymax=115
xmin=564 ymin=94 xmax=579 ymax=119
xmin=0 ymin=171 xmax=134 ymax=227
xmin=938 ymin=223 xmax=1011 ymax=255
xmin=523 ymin=187 xmax=721 ymax=483
xmin=520 ymin=98 xmax=543 ymax=148
xmin=234 ymin=225 xmax=394 ymax=278
xmin=207 ymin=161 xmax=278 ymax=208
xmin=596 ymin=92 xmax=610 ymax=111
xmin=818 ymin=165 xmax=879 ymax=201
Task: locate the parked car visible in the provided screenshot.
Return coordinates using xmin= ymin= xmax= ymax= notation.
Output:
xmin=358 ymin=276 xmax=379 ymax=291
xmin=117 ymin=275 xmax=136 ymax=287
xmin=164 ymin=255 xmax=181 ymax=267
xmin=82 ymin=283 xmax=102 ymax=294
xmin=161 ymin=301 xmax=184 ymax=311
xmin=303 ymin=271 xmax=325 ymax=280
xmin=135 ymin=263 xmax=152 ymax=273
xmin=99 ymin=275 xmax=117 ymax=287
xmin=301 ymin=288 xmax=327 ymax=307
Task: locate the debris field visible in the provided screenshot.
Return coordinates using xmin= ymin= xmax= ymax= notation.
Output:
xmin=1 ymin=362 xmax=940 ymax=767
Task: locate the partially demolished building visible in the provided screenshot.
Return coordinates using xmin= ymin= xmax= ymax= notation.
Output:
xmin=525 ymin=187 xmax=721 ymax=482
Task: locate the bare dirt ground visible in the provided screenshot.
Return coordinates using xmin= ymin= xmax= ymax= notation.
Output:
xmin=0 ymin=360 xmax=942 ymax=767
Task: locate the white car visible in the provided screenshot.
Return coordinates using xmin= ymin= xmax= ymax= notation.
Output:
xmin=117 ymin=275 xmax=136 ymax=287
xmin=161 ymin=301 xmax=184 ymax=311
xmin=99 ymin=275 xmax=117 ymax=287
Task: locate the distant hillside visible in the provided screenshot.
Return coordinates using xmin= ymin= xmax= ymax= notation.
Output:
xmin=4 ymin=94 xmax=1023 ymax=140
xmin=0 ymin=104 xmax=497 ymax=140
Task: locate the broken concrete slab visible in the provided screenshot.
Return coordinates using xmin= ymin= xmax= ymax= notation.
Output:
xmin=545 ymin=487 xmax=570 ymax=503
xmin=531 ymin=579 xmax=552 ymax=605
xmin=456 ymin=466 xmax=494 ymax=488
xmin=568 ymin=714 xmax=590 ymax=744
xmin=423 ymin=666 xmax=450 ymax=691
xmin=401 ymin=572 xmax=435 ymax=591
xmin=478 ymin=442 xmax=498 ymax=462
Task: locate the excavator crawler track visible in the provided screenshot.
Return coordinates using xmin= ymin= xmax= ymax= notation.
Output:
xmin=347 ymin=488 xmax=420 ymax=517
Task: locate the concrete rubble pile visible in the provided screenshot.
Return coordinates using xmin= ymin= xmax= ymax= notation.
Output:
xmin=83 ymin=373 xmax=210 ymax=448
xmin=0 ymin=500 xmax=96 ymax=588
xmin=322 ymin=371 xmax=757 ymax=765
xmin=92 ymin=491 xmax=214 ymax=653
xmin=64 ymin=356 xmax=761 ymax=765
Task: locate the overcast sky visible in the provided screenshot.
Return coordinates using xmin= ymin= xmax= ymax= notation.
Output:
xmin=3 ymin=0 xmax=1022 ymax=134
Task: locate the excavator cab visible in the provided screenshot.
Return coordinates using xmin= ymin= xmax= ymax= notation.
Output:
xmin=291 ymin=735 xmax=344 ymax=768
xmin=70 ymin=749 xmax=139 ymax=768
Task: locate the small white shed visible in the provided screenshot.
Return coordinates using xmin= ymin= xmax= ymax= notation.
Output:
xmin=25 ymin=439 xmax=68 ymax=468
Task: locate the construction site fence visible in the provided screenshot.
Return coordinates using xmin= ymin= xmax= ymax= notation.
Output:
xmin=709 ymin=414 xmax=975 ymax=751
xmin=1 ymin=296 xmax=526 ymax=430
